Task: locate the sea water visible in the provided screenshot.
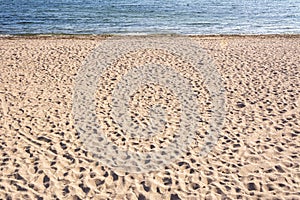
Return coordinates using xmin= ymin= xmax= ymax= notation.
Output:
xmin=1 ymin=0 xmax=300 ymax=35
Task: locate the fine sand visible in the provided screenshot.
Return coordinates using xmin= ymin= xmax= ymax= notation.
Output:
xmin=0 ymin=35 xmax=299 ymax=199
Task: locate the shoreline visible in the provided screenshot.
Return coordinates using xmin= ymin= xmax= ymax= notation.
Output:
xmin=1 ymin=33 xmax=300 ymax=40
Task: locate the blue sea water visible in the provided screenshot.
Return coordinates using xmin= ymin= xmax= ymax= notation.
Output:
xmin=0 ymin=0 xmax=300 ymax=35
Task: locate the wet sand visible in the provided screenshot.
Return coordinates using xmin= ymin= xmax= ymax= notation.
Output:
xmin=0 ymin=35 xmax=299 ymax=199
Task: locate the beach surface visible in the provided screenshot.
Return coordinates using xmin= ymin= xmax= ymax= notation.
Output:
xmin=0 ymin=35 xmax=299 ymax=199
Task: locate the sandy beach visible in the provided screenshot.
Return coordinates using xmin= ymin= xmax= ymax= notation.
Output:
xmin=0 ymin=35 xmax=299 ymax=199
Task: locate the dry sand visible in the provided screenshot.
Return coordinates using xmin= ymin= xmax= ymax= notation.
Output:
xmin=0 ymin=35 xmax=299 ymax=199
